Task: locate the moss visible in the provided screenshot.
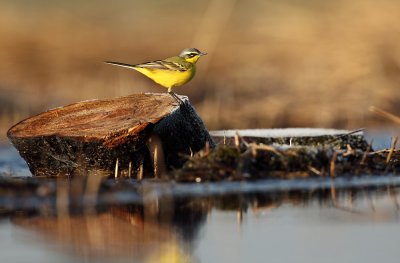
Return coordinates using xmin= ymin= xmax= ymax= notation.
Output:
xmin=174 ymin=142 xmax=400 ymax=182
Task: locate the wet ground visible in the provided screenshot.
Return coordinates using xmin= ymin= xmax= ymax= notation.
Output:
xmin=0 ymin=131 xmax=400 ymax=263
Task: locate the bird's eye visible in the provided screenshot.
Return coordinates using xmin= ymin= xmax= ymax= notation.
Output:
xmin=188 ymin=54 xmax=195 ymax=58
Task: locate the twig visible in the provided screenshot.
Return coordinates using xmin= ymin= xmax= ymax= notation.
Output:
xmin=343 ymin=144 xmax=355 ymax=157
xmin=330 ymin=151 xmax=338 ymax=177
xmin=360 ymin=139 xmax=373 ymax=165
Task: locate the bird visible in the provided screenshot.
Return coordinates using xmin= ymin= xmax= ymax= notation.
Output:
xmin=105 ymin=48 xmax=207 ymax=103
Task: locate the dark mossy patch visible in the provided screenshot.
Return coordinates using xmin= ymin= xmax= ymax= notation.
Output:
xmin=174 ymin=139 xmax=400 ymax=182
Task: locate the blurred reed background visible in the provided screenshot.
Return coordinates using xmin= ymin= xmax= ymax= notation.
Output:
xmin=1 ymin=0 xmax=400 ymax=139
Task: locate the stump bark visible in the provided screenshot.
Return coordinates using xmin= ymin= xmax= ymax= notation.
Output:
xmin=7 ymin=93 xmax=214 ymax=177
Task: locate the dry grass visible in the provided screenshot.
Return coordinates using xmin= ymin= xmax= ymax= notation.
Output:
xmin=1 ymin=0 xmax=400 ymax=139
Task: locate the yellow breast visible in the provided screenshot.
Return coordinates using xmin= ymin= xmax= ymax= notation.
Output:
xmin=133 ymin=66 xmax=196 ymax=89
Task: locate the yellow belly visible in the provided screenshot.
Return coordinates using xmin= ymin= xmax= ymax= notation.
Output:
xmin=133 ymin=67 xmax=196 ymax=89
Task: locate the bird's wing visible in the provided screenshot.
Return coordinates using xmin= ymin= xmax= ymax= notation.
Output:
xmin=105 ymin=57 xmax=190 ymax=72
xmin=135 ymin=59 xmax=188 ymax=72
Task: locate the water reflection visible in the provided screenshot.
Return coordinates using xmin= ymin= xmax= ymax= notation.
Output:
xmin=13 ymin=213 xmax=191 ymax=262
xmin=2 ymin=175 xmax=400 ymax=262
xmin=6 ymin=177 xmax=209 ymax=263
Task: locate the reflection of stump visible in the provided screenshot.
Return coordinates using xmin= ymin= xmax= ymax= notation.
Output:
xmin=7 ymin=93 xmax=214 ymax=177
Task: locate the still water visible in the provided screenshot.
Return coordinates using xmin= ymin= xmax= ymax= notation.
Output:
xmin=0 ymin=131 xmax=400 ymax=263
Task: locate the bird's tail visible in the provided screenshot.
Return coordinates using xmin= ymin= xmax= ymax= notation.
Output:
xmin=104 ymin=61 xmax=137 ymax=69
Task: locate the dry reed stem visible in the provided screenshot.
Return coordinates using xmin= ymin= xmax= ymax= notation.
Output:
xmin=308 ymin=166 xmax=322 ymax=176
xmin=137 ymin=162 xmax=143 ymax=181
xmin=369 ymin=106 xmax=400 ymax=124
xmin=248 ymin=143 xmax=284 ymax=158
xmin=154 ymin=146 xmax=158 ymax=177
xmin=386 ymin=137 xmax=398 ymax=164
xmin=148 ymin=136 xmax=166 ymax=179
xmin=128 ymin=161 xmax=132 ymax=178
xmin=114 ymin=158 xmax=119 ymax=179
xmin=234 ymin=131 xmax=240 ymax=150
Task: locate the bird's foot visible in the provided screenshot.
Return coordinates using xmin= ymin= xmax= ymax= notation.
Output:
xmin=168 ymin=91 xmax=184 ymax=105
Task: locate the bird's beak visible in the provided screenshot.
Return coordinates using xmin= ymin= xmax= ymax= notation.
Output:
xmin=199 ymin=52 xmax=207 ymax=56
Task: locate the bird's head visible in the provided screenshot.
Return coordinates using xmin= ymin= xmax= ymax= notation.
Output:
xmin=179 ymin=48 xmax=207 ymax=64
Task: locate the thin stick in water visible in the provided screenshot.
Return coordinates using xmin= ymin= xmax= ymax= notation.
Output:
xmin=114 ymin=158 xmax=119 ymax=179
xmin=128 ymin=161 xmax=132 ymax=178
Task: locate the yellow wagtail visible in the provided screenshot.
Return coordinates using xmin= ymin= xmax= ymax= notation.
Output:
xmin=105 ymin=48 xmax=207 ymax=102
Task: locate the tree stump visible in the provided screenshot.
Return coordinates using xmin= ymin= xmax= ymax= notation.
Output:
xmin=7 ymin=93 xmax=214 ymax=177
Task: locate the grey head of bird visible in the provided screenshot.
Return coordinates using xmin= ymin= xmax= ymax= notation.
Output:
xmin=179 ymin=48 xmax=207 ymax=63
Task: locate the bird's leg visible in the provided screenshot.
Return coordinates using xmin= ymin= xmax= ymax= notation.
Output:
xmin=168 ymin=88 xmax=184 ymax=105
xmin=170 ymin=92 xmax=184 ymax=105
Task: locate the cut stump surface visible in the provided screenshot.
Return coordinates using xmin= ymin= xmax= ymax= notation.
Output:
xmin=8 ymin=93 xmax=214 ymax=177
